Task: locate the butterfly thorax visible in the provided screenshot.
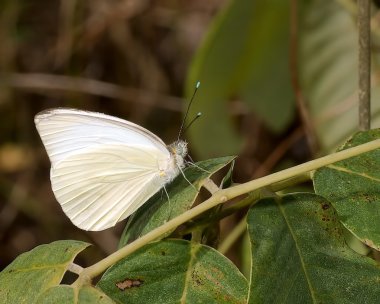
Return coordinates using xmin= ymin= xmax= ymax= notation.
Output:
xmin=158 ymin=140 xmax=187 ymax=183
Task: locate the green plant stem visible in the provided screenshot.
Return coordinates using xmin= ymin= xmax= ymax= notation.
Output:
xmin=74 ymin=139 xmax=380 ymax=285
xmin=179 ymin=192 xmax=261 ymax=236
xmin=181 ymin=172 xmax=312 ymax=235
xmin=219 ymin=172 xmax=311 ymax=218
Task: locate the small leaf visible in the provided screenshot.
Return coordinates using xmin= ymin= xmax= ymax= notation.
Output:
xmin=313 ymin=129 xmax=380 ymax=249
xmin=98 ymin=240 xmax=248 ymax=304
xmin=38 ymin=285 xmax=114 ymax=303
xmin=248 ymin=193 xmax=380 ymax=303
xmin=0 ymin=240 xmax=90 ymax=304
xmin=119 ymin=156 xmax=234 ymax=247
xmin=220 ymin=159 xmax=235 ymax=189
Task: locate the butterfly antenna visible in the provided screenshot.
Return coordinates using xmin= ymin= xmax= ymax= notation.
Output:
xmin=184 ymin=112 xmax=202 ymax=133
xmin=178 ymin=81 xmax=200 ymax=140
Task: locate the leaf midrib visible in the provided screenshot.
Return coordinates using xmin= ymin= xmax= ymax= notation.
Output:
xmin=277 ymin=200 xmax=318 ymax=303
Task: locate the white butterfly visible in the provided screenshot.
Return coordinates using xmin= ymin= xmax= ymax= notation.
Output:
xmin=34 ymin=108 xmax=187 ymax=231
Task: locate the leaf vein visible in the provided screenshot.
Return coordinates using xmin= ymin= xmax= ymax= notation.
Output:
xmin=327 ymin=164 xmax=380 ymax=182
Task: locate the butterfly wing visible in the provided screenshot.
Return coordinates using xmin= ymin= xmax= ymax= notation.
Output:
xmin=35 ymin=108 xmax=172 ymax=231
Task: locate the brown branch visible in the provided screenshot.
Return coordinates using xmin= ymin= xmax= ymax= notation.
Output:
xmin=358 ymin=0 xmax=371 ymax=130
xmin=3 ymin=73 xmax=183 ymax=112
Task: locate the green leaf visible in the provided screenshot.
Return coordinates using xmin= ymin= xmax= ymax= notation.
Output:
xmin=313 ymin=129 xmax=380 ymax=249
xmin=0 ymin=240 xmax=90 ymax=304
xmin=299 ymin=1 xmax=380 ymax=152
xmin=220 ymin=159 xmax=235 ymax=189
xmin=37 ymin=285 xmax=114 ymax=304
xmin=186 ymin=0 xmax=294 ymax=158
xmin=248 ymin=193 xmax=380 ymax=303
xmin=119 ymin=156 xmax=234 ymax=247
xmin=98 ymin=240 xmax=248 ymax=304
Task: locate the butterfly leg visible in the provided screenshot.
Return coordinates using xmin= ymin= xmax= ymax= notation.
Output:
xmin=162 ymin=185 xmax=172 ymax=220
xmin=178 ymin=165 xmax=199 ymax=192
xmin=185 ymin=160 xmax=210 ymax=174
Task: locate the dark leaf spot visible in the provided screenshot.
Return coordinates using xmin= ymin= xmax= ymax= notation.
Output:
xmin=321 ymin=203 xmax=330 ymax=210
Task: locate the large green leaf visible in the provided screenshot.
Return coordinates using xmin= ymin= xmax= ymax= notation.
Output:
xmin=313 ymin=129 xmax=380 ymax=249
xmin=248 ymin=193 xmax=380 ymax=303
xmin=119 ymin=156 xmax=234 ymax=247
xmin=299 ymin=0 xmax=380 ymax=152
xmin=186 ymin=0 xmax=294 ymax=158
xmin=98 ymin=240 xmax=248 ymax=304
xmin=0 ymin=240 xmax=90 ymax=304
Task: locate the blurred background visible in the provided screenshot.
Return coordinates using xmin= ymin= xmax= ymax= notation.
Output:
xmin=1 ymin=0 xmax=379 ymax=273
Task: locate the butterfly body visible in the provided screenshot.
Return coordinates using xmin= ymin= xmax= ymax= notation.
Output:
xmin=35 ymin=108 xmax=187 ymax=231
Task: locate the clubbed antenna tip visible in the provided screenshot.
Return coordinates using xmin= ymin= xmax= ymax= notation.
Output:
xmin=177 ymin=82 xmax=201 ymax=140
